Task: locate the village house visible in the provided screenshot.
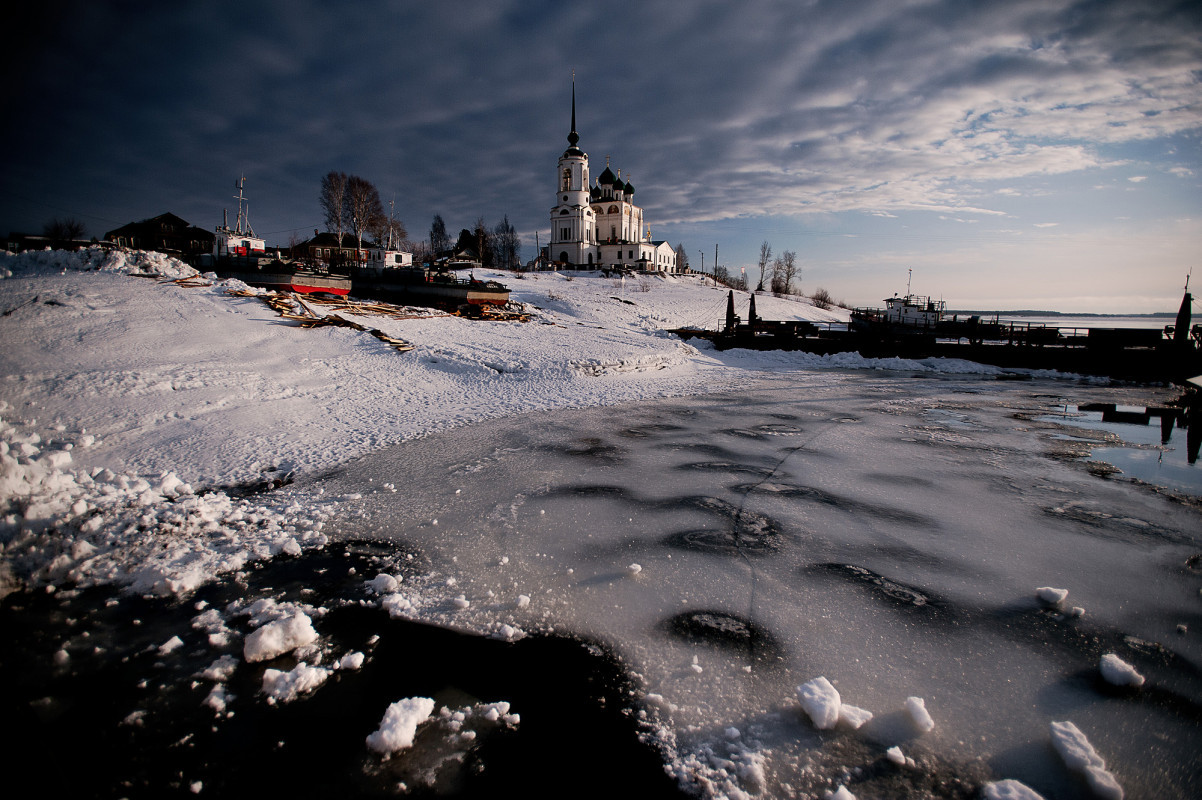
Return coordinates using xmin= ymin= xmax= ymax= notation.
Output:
xmin=291 ymin=231 xmax=412 ymax=268
xmin=104 ymin=213 xmax=214 ymax=257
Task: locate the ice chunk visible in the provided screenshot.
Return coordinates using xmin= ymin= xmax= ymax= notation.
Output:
xmin=1099 ymin=653 xmax=1144 ymax=687
xmin=365 ymin=574 xmax=401 ymax=594
xmin=366 ymin=697 xmax=437 ymax=756
xmin=886 ymin=746 xmax=906 ymax=765
xmin=626 ymin=563 xmax=642 ymax=575
xmin=261 ymin=662 xmax=331 ymax=703
xmin=1050 ymin=720 xmax=1124 ymax=799
xmin=798 ymin=676 xmax=841 ymax=730
xmin=243 ymin=612 xmax=318 ymax=662
xmin=825 ymin=786 xmax=856 ymax=800
xmin=905 ymin=696 xmax=935 ymax=733
xmin=838 ymin=703 xmax=873 ymax=729
xmin=158 ymin=635 xmax=184 ymax=655
xmin=983 ymin=779 xmax=1047 ymax=800
xmin=338 ymin=651 xmax=365 ymax=670
xmin=1037 ymin=586 xmax=1068 ymax=604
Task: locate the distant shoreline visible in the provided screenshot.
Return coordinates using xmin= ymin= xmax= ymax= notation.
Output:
xmin=946 ymin=310 xmax=1174 ymax=318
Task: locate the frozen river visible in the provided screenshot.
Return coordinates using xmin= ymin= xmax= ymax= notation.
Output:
xmin=5 ymin=371 xmax=1199 ymax=799
xmin=311 ymin=372 xmax=1201 ymax=798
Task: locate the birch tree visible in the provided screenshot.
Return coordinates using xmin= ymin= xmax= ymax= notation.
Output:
xmin=757 ymin=241 xmax=772 ymax=292
xmin=319 ymin=171 xmax=348 ymax=245
xmin=346 ymin=175 xmax=385 ymax=253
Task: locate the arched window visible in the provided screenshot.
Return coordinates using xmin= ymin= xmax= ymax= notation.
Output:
xmin=608 ymin=205 xmax=618 ymax=214
xmin=562 ymin=169 xmax=571 ymax=190
xmin=559 ymin=251 xmax=569 ymax=263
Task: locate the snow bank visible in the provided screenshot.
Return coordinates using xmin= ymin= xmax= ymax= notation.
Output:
xmin=1050 ymin=720 xmax=1124 ymax=799
xmin=0 ymin=245 xmax=197 ymax=278
xmin=0 ymin=410 xmax=332 ymax=600
xmin=366 ymin=697 xmax=437 ymax=756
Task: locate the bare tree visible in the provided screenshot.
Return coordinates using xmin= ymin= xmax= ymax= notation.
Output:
xmin=44 ymin=217 xmax=87 ymax=248
xmin=319 ymin=171 xmax=349 ymax=246
xmin=370 ymin=198 xmax=407 ymax=250
xmin=429 ymin=214 xmax=449 ymax=256
xmin=781 ymin=250 xmax=797 ymax=294
xmin=473 ymin=216 xmax=495 ymax=269
xmin=770 ymin=255 xmax=786 ymax=294
xmin=675 ymin=243 xmax=689 ymax=271
xmin=757 ymin=241 xmax=772 ymax=292
xmin=407 ymin=240 xmax=431 ymax=263
xmin=346 ymin=175 xmax=385 ymax=253
xmin=493 ymin=215 xmax=519 ymax=270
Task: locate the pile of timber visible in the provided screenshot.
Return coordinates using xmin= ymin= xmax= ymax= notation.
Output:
xmin=299 ymin=314 xmax=415 ymax=353
xmin=223 ymin=289 xmax=415 ymax=352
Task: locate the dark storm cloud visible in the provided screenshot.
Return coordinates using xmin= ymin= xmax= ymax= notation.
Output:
xmin=3 ymin=0 xmax=1198 ymax=245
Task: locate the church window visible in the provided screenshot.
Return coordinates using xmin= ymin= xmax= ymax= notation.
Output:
xmin=562 ymin=169 xmax=570 ymax=190
xmin=561 ymin=227 xmax=570 ymax=240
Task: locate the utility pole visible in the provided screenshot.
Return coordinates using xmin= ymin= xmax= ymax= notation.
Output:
xmin=714 ymin=244 xmax=719 ymax=287
xmin=699 ymin=251 xmax=704 ymax=276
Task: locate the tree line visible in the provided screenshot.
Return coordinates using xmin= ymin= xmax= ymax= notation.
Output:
xmin=317 ymin=171 xmax=521 ymax=269
xmin=422 ymin=213 xmax=520 ymax=270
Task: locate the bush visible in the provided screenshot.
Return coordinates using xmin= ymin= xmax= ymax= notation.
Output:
xmin=810 ymin=287 xmax=834 ymax=310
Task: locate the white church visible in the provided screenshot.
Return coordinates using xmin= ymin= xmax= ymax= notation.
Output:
xmin=546 ymin=85 xmax=679 ymax=272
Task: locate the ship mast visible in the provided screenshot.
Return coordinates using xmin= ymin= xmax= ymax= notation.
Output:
xmin=233 ymin=175 xmax=254 ymax=236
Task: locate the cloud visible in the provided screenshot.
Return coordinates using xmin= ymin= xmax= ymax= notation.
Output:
xmin=1034 ymin=222 xmax=1061 ymax=227
xmin=1 ymin=0 xmax=1199 ymax=247
xmin=1128 ymin=176 xmax=1148 ymax=182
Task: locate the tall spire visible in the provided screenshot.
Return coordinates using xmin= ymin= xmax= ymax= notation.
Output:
xmin=567 ymin=71 xmax=580 ymax=148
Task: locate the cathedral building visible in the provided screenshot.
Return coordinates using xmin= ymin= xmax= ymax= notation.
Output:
xmin=547 ymin=85 xmax=679 ymax=272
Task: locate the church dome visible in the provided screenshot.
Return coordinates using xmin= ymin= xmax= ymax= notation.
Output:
xmin=624 ymin=180 xmax=635 ymax=195
xmin=597 ymin=166 xmax=617 ymax=186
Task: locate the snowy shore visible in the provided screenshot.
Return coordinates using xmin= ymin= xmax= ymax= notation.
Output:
xmin=3 ymin=248 xmax=1199 ymax=799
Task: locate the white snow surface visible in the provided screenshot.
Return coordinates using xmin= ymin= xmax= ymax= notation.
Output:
xmin=3 ymin=250 xmax=1200 ymax=799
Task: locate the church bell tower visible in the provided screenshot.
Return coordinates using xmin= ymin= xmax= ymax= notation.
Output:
xmin=550 ymin=78 xmax=595 ymax=266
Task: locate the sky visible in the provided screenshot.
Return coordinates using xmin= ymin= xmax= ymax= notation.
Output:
xmin=4 ymin=0 xmax=1200 ymax=313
